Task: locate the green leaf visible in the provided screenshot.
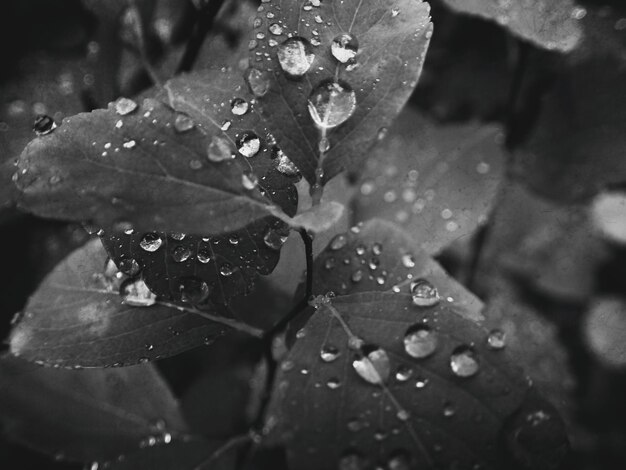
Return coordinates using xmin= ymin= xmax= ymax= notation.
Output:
xmin=353 ymin=109 xmax=506 ymax=255
xmin=0 ymin=355 xmax=187 ymax=462
xmin=440 ymin=0 xmax=584 ymax=52
xmin=249 ymin=0 xmax=433 ymax=184
xmin=8 ymin=239 xmax=261 ymax=368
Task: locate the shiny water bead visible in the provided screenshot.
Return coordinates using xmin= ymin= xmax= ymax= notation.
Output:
xmin=174 ymin=113 xmax=195 ymax=133
xmin=121 ymin=279 xmax=156 ymax=307
xmin=331 ymin=33 xmax=359 ymax=63
xmin=118 ymin=257 xmax=141 ymax=276
xmin=395 ymin=365 xmax=413 ymax=382
xmin=329 ymin=233 xmax=348 ymax=250
xmin=178 ymin=276 xmax=210 ymax=304
xmin=352 ymin=347 xmax=390 ymax=384
xmin=277 ymin=37 xmax=315 ymax=77
xmin=33 ymin=114 xmax=57 ymax=136
xmin=242 ymin=172 xmax=259 ymax=190
xmin=401 ymin=253 xmax=416 ymax=268
xmin=320 ymin=345 xmax=340 ymax=363
xmin=197 ymin=248 xmax=212 ymax=264
xmin=230 ymin=98 xmax=249 ymax=115
xmin=308 ymin=81 xmax=357 ymax=129
xmin=487 ymin=329 xmax=506 ymax=350
xmin=236 ymin=132 xmax=261 ymax=158
xmin=269 ymin=23 xmax=283 ymax=35
xmin=410 ymin=279 xmax=440 ymax=307
xmin=450 ymin=346 xmax=480 ymax=378
xmin=115 ymin=97 xmax=138 ymax=115
xmin=172 ymin=245 xmax=191 ymax=263
xmin=244 ymin=68 xmax=271 ymax=97
xmin=219 ymin=263 xmax=234 ymax=276
xmin=207 ymin=135 xmax=234 ymax=162
xmin=275 ymin=150 xmax=300 ymax=176
xmin=140 ymin=233 xmax=163 ymax=252
xmin=338 ymin=453 xmax=365 ymax=470
xmin=263 ymin=227 xmax=288 ymax=250
xmin=404 ymin=325 xmax=437 ymax=359
xmin=387 ymin=451 xmax=412 ymax=470
xmin=170 ymin=233 xmax=186 ymax=241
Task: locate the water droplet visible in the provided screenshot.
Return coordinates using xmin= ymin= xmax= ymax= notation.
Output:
xmin=396 ymin=409 xmax=410 ymax=421
xmin=415 ymin=378 xmax=428 ymax=389
xmin=245 ymin=68 xmax=271 ymax=97
xmin=207 ymin=136 xmax=234 ymax=162
xmin=327 ymin=378 xmax=341 ymax=389
xmin=331 ymin=33 xmax=359 ymax=63
xmin=236 ymin=132 xmax=261 ymax=157
xmin=140 ymin=233 xmax=163 ymax=252
xmin=329 ymin=233 xmax=348 ymax=250
xmin=172 ymin=245 xmax=191 ymax=262
xmin=338 ymin=452 xmax=365 ymax=470
xmin=387 ymin=451 xmax=412 ymax=470
xmin=263 ymin=227 xmax=288 ymax=250
xmin=277 ymin=37 xmax=314 ymax=77
xmin=197 ymin=248 xmax=212 ymax=264
xmin=320 ymin=345 xmax=340 ymax=362
xmin=269 ymin=23 xmax=283 ymax=35
xmin=395 ymin=365 xmax=413 ymax=382
xmin=401 ymin=253 xmax=415 ymax=268
xmin=242 ymin=172 xmax=259 ymax=190
xmin=122 ymin=140 xmax=136 ymax=149
xmin=410 ymin=279 xmax=440 ymax=307
xmin=443 ymin=401 xmax=455 ymax=417
xmin=275 ymin=150 xmax=300 ymax=176
xmin=231 ymin=98 xmax=249 ymax=115
xmin=118 ymin=258 xmax=141 ymax=276
xmin=220 ymin=263 xmax=234 ymax=276
xmin=174 ymin=113 xmax=195 ymax=133
xmin=170 ymin=233 xmax=186 ymax=241
xmin=121 ymin=279 xmax=156 ymax=307
xmin=178 ymin=277 xmax=210 ymax=304
xmin=487 ymin=329 xmax=506 ymax=350
xmin=308 ymin=81 xmax=357 ymax=129
xmin=404 ymin=325 xmax=437 ymax=359
xmin=33 ymin=115 xmax=57 ymax=135
xmin=352 ymin=347 xmax=390 ymax=384
xmin=351 ymin=268 xmax=364 ymax=283
xmin=115 ymin=97 xmax=138 ymax=115
xmin=450 ymin=346 xmax=479 ymax=378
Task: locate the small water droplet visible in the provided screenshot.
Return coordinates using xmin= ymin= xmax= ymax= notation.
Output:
xmin=122 ymin=140 xmax=136 ymax=149
xmin=487 ymin=329 xmax=506 ymax=350
xmin=401 ymin=253 xmax=415 ymax=268
xmin=236 ymin=132 xmax=261 ymax=157
xmin=277 ymin=37 xmax=314 ymax=77
xmin=320 ymin=345 xmax=340 ymax=362
xmin=410 ymin=279 xmax=440 ymax=307
xmin=329 ymin=233 xmax=348 ymax=250
xmin=269 ymin=23 xmax=284 ymax=35
xmin=178 ymin=276 xmax=210 ymax=304
xmin=387 ymin=451 xmax=412 ymax=470
xmin=245 ymin=68 xmax=271 ymax=97
xmin=172 ymin=245 xmax=191 ymax=262
xmin=242 ymin=172 xmax=259 ymax=190
xmin=327 ymin=378 xmax=341 ymax=389
xmin=220 ymin=263 xmax=234 ymax=276
xmin=404 ymin=325 xmax=437 ymax=359
xmin=140 ymin=233 xmax=163 ymax=252
xmin=263 ymin=227 xmax=288 ymax=250
xmin=207 ymin=135 xmax=234 ymax=162
xmin=443 ymin=401 xmax=455 ymax=417
xmin=174 ymin=113 xmax=195 ymax=133
xmin=331 ymin=33 xmax=359 ymax=63
xmin=338 ymin=452 xmax=365 ymax=470
xmin=121 ymin=279 xmax=156 ymax=307
xmin=352 ymin=347 xmax=390 ymax=384
xmin=118 ymin=258 xmax=141 ymax=276
xmin=197 ymin=248 xmax=212 ymax=264
xmin=115 ymin=97 xmax=138 ymax=115
xmin=33 ymin=115 xmax=57 ymax=136
xmin=395 ymin=365 xmax=413 ymax=382
xmin=450 ymin=346 xmax=479 ymax=378
xmin=308 ymin=80 xmax=357 ymax=129
xmin=231 ymin=98 xmax=249 ymax=115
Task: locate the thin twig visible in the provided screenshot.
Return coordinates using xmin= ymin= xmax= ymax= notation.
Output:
xmin=195 ymin=433 xmax=252 ymax=470
xmin=177 ymin=0 xmax=229 ymax=73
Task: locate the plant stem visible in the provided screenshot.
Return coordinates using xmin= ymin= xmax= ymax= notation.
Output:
xmin=177 ymin=0 xmax=228 ymax=73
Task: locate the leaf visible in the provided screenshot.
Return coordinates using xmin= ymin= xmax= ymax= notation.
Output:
xmin=0 ymin=355 xmax=187 ymax=462
xmin=15 ymin=82 xmax=296 ymax=235
xmin=440 ymin=0 xmax=584 ymax=52
xmin=583 ymin=297 xmax=626 ymax=368
xmin=289 ymin=201 xmax=345 ymax=233
xmin=514 ymin=58 xmax=626 ymax=203
xmin=591 ymin=190 xmax=626 ymax=245
xmin=353 ymin=109 xmax=506 ymax=255
xmin=308 ymin=219 xmax=484 ymax=322
xmin=8 ymin=239 xmax=256 ymax=368
xmin=106 ymin=439 xmax=237 ymax=470
xmin=249 ymin=0 xmax=433 ymax=184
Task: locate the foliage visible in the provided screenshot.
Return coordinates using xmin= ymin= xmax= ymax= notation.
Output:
xmin=2 ymin=0 xmax=626 ymax=469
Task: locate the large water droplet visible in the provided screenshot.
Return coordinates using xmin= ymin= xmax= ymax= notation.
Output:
xmin=230 ymin=98 xmax=249 ymax=115
xmin=115 ymin=97 xmax=138 ymax=115
xmin=277 ymin=37 xmax=314 ymax=77
xmin=275 ymin=150 xmax=300 ymax=176
xmin=245 ymin=68 xmax=271 ymax=97
xmin=121 ymin=279 xmax=156 ymax=307
xmin=178 ymin=276 xmax=210 ymax=304
xmin=207 ymin=135 xmax=234 ymax=162
xmin=140 ymin=233 xmax=163 ymax=252
xmin=450 ymin=346 xmax=479 ymax=378
xmin=410 ymin=279 xmax=440 ymax=307
xmin=404 ymin=325 xmax=437 ymax=359
xmin=236 ymin=132 xmax=261 ymax=158
xmin=308 ymin=81 xmax=357 ymax=129
xmin=331 ymin=33 xmax=359 ymax=63
xmin=352 ymin=347 xmax=390 ymax=384
xmin=33 ymin=115 xmax=57 ymax=136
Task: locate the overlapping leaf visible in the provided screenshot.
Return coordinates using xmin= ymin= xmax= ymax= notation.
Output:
xmin=440 ymin=0 xmax=584 ymax=52
xmin=265 ymin=222 xmax=568 ymax=469
xmin=250 ymin=0 xmax=433 ymax=184
xmin=353 ymin=109 xmax=505 ymax=255
xmin=9 ymin=239 xmax=245 ymax=368
xmin=0 ymin=355 xmax=187 ymax=462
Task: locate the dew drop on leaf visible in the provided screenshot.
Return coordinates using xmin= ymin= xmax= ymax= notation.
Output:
xmin=395 ymin=365 xmax=413 ymax=382
xmin=118 ymin=257 xmax=141 ymax=276
xmin=352 ymin=347 xmax=390 ymax=385
xmin=401 ymin=253 xmax=415 ymax=268
xmin=120 ymin=278 xmax=156 ymax=307
xmin=263 ymin=227 xmax=288 ymax=250
xmin=170 ymin=233 xmax=186 ymax=241
xmin=320 ymin=345 xmax=340 ymax=363
xmin=410 ymin=279 xmax=440 ymax=307
xmin=207 ymin=135 xmax=234 ymax=162
xmin=172 ymin=245 xmax=191 ymax=263
xmin=173 ymin=113 xmax=195 ymax=133
xmin=487 ymin=329 xmax=506 ymax=350
xmin=338 ymin=451 xmax=365 ymax=470
xmin=139 ymin=233 xmax=163 ymax=252
xmin=275 ymin=150 xmax=300 ymax=176
xmin=236 ymin=132 xmax=261 ymax=158
xmin=327 ymin=378 xmax=341 ymax=389
xmin=329 ymin=233 xmax=348 ymax=250
xmin=331 ymin=33 xmax=359 ymax=63
xmin=219 ymin=263 xmax=234 ymax=277
xmin=33 ymin=115 xmax=57 ymax=136
xmin=308 ymin=81 xmax=357 ymax=130
xmin=244 ymin=68 xmax=271 ymax=97
xmin=277 ymin=36 xmax=315 ymax=77
xmin=196 ymin=248 xmax=212 ymax=264
xmin=450 ymin=346 xmax=479 ymax=378
xmin=242 ymin=172 xmax=259 ymax=190
xmin=269 ymin=23 xmax=284 ymax=35
xmin=387 ymin=450 xmax=412 ymax=470
xmin=403 ymin=325 xmax=438 ymax=359
xmin=114 ymin=97 xmax=138 ymax=116
xmin=177 ymin=276 xmax=210 ymax=304
xmin=230 ymin=98 xmax=249 ymax=116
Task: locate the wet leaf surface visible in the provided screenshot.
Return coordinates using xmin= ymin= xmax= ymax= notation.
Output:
xmin=353 ymin=109 xmax=506 ymax=255
xmin=584 ymin=297 xmax=626 ymax=368
xmin=9 ymin=239 xmax=238 ymax=368
xmin=0 ymin=355 xmax=187 ymax=462
xmin=440 ymin=0 xmax=584 ymax=52
xmin=249 ymin=0 xmax=433 ymax=184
